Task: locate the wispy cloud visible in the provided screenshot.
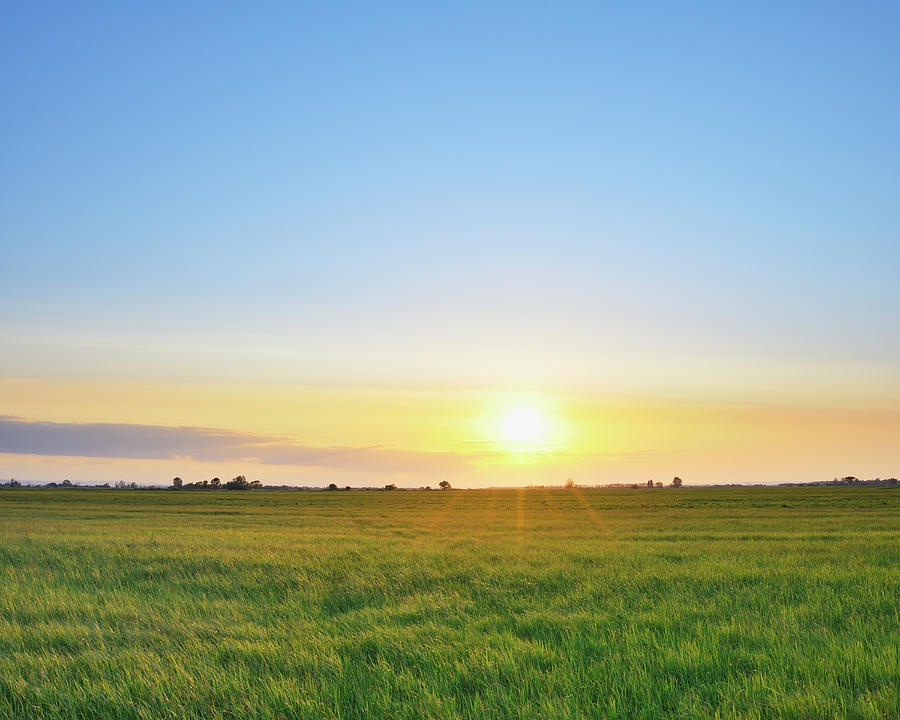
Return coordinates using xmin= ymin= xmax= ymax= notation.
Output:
xmin=0 ymin=416 xmax=467 ymax=475
xmin=0 ymin=416 xmax=655 ymax=477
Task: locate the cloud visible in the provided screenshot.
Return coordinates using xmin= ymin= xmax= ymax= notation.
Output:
xmin=0 ymin=416 xmax=467 ymax=475
xmin=0 ymin=416 xmax=655 ymax=478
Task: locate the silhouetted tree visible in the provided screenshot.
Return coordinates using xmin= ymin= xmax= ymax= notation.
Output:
xmin=566 ymin=478 xmax=575 ymax=489
xmin=327 ymin=483 xmax=338 ymax=491
xmin=439 ymin=480 xmax=451 ymax=490
xmin=344 ymin=486 xmax=352 ymax=491
xmin=384 ymin=483 xmax=397 ymax=491
xmin=249 ymin=479 xmax=262 ymax=489
xmin=226 ymin=475 xmax=249 ymax=490
xmin=672 ymin=476 xmax=683 ymax=488
xmin=172 ymin=477 xmax=183 ymax=490
xmin=655 ymin=481 xmax=663 ymax=488
xmin=210 ymin=477 xmax=220 ymax=488
xmin=647 ymin=479 xmax=654 ymax=488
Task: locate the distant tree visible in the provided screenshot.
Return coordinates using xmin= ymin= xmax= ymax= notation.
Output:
xmin=439 ymin=480 xmax=451 ymax=490
xmin=61 ymin=479 xmax=73 ymax=487
xmin=226 ymin=475 xmax=250 ymax=490
xmin=384 ymin=483 xmax=397 ymax=491
xmin=210 ymin=477 xmax=220 ymax=488
xmin=2 ymin=478 xmax=21 ymax=488
xmin=183 ymin=479 xmax=211 ymax=490
xmin=327 ymin=483 xmax=338 ymax=491
xmin=425 ymin=485 xmax=431 ymax=490
xmin=647 ymin=479 xmax=654 ymax=488
xmin=344 ymin=486 xmax=352 ymax=491
xmin=249 ymin=479 xmax=262 ymax=489
xmin=671 ymin=476 xmax=683 ymax=488
xmin=566 ymin=478 xmax=575 ymax=489
xmin=655 ymin=481 xmax=663 ymax=488
xmin=172 ymin=477 xmax=183 ymax=490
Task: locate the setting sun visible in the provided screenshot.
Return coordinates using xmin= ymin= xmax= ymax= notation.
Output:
xmin=500 ymin=406 xmax=545 ymax=445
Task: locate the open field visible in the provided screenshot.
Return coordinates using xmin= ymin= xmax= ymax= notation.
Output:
xmin=0 ymin=487 xmax=897 ymax=719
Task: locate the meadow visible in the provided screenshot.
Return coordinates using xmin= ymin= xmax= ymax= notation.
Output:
xmin=0 ymin=486 xmax=897 ymax=720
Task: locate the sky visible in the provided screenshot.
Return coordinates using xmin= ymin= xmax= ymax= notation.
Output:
xmin=2 ymin=2 xmax=899 ymax=487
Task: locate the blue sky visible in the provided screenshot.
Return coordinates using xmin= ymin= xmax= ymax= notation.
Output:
xmin=1 ymin=3 xmax=899 ymax=485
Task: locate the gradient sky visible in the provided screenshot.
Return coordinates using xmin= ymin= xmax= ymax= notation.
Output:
xmin=2 ymin=2 xmax=899 ymax=486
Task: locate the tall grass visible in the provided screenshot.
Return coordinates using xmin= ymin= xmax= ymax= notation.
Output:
xmin=1 ymin=487 xmax=897 ymax=719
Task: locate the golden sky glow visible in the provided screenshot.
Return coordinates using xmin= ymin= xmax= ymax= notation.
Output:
xmin=1 ymin=376 xmax=898 ymax=487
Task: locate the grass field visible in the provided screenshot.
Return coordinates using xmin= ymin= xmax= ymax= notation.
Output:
xmin=0 ymin=487 xmax=897 ymax=719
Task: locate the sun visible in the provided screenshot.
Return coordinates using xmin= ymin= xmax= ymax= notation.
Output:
xmin=500 ymin=406 xmax=545 ymax=445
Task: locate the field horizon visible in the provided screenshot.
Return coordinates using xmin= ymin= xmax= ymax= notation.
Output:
xmin=6 ymin=475 xmax=897 ymax=491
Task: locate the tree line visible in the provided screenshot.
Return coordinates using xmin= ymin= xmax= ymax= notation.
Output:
xmin=171 ymin=477 xmax=452 ymax=490
xmin=171 ymin=475 xmax=261 ymax=490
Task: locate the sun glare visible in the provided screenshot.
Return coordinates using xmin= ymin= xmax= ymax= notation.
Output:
xmin=500 ymin=406 xmax=545 ymax=445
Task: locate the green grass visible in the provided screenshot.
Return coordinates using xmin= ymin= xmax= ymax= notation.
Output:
xmin=1 ymin=487 xmax=897 ymax=719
